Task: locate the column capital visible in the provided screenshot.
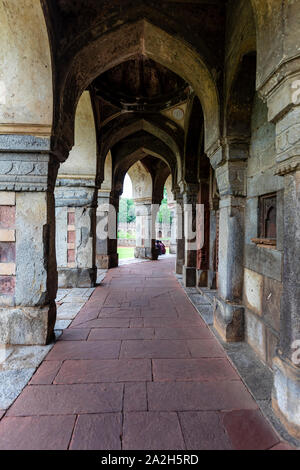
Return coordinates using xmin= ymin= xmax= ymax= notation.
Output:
xmin=215 ymin=161 xmax=247 ymax=198
xmin=133 ymin=197 xmax=153 ymax=206
xmin=178 ymin=181 xmax=199 ymax=197
xmin=257 ymin=56 xmax=300 ymax=123
xmin=0 ymin=134 xmax=59 ymax=192
xmin=55 ymin=176 xmax=97 ymax=208
xmin=206 ymin=138 xmax=249 ymax=170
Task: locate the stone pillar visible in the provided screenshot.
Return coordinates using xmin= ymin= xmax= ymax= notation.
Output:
xmin=183 ymin=184 xmax=199 ymax=287
xmin=134 ymin=198 xmax=159 ymax=260
xmin=175 ymin=193 xmax=184 ymax=275
xmin=96 ymin=190 xmax=118 ymax=269
xmin=168 ymin=202 xmax=177 ymax=254
xmin=55 ymin=177 xmax=97 ymax=288
xmin=208 ymin=193 xmax=219 ymax=290
xmin=255 ymin=63 xmax=300 ymax=437
xmin=0 ymin=135 xmax=58 ymax=346
xmin=197 ymin=181 xmax=210 ymax=287
xmin=211 ymin=155 xmax=247 ymax=342
xmin=268 ymin=107 xmax=300 ymax=438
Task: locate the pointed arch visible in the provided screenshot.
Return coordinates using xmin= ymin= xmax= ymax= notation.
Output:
xmin=55 ymin=20 xmax=220 ymax=156
xmin=100 ymin=117 xmax=182 ymax=184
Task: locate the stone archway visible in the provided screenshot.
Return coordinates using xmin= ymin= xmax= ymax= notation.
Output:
xmin=55 ymin=19 xmax=220 ymax=157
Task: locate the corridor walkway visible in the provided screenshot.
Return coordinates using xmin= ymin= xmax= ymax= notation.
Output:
xmin=0 ymin=259 xmax=287 ymax=450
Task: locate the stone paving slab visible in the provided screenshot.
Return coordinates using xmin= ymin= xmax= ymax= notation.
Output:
xmin=57 ymin=302 xmax=85 ymax=320
xmin=123 ymin=412 xmax=186 ymax=450
xmin=0 ymin=258 xmax=293 ymax=450
xmin=88 ymin=327 xmax=155 ymax=341
xmin=178 ymin=412 xmax=232 ymax=450
xmin=120 ymin=339 xmax=191 ymax=359
xmin=70 ymin=413 xmax=122 ymax=450
xmin=7 ymin=383 xmax=124 ymax=416
xmin=54 ymin=359 xmax=152 ymax=384
xmin=0 ymin=415 xmax=76 ymax=450
xmin=152 ymin=358 xmax=240 ymax=382
xmin=0 ymin=286 xmax=95 ymax=412
xmin=46 ymin=340 xmax=121 ymax=361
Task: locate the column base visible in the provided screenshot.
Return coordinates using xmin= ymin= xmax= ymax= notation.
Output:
xmin=208 ymin=270 xmax=218 ymax=290
xmin=213 ymin=296 xmax=245 ymax=342
xmin=135 ymin=247 xmax=159 ymax=261
xmin=197 ymin=270 xmax=208 ymax=287
xmin=0 ymin=302 xmax=56 ymax=346
xmin=176 ymin=259 xmax=184 ymax=275
xmin=169 ymin=244 xmax=177 ymax=255
xmin=96 ymin=254 xmax=119 ymax=269
xmin=183 ymin=266 xmax=197 ymax=287
xmin=58 ymin=267 xmax=97 ymax=288
xmin=272 ymin=354 xmax=300 ymax=439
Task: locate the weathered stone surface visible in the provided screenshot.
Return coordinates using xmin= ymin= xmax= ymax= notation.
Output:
xmin=58 ymin=268 xmax=97 ymax=288
xmin=244 ymin=269 xmax=263 ymax=316
xmin=262 ymin=277 xmax=282 ymax=333
xmin=55 ymin=207 xmax=68 ymax=267
xmin=183 ymin=266 xmax=196 ymax=288
xmin=214 ymin=296 xmax=244 ymax=343
xmin=245 ymin=309 xmax=266 ymax=362
xmin=273 ymin=355 xmax=300 ymax=439
xmin=0 ymin=369 xmax=36 ymax=409
xmin=0 ymin=306 xmax=56 ymax=346
xmin=15 ymin=192 xmax=57 ymax=308
xmin=245 ymin=244 xmax=282 ymax=282
xmin=0 ymin=345 xmax=52 ymax=372
xmin=57 ymin=302 xmax=84 ymax=320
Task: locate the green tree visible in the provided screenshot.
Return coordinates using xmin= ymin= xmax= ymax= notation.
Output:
xmin=118 ymin=198 xmax=136 ymax=224
xmin=157 ymin=188 xmax=171 ymax=224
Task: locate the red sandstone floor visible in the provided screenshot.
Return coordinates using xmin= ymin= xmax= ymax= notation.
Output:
xmin=0 ymin=259 xmax=291 ymax=450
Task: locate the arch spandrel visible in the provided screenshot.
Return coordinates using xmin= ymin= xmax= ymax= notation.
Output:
xmin=0 ymin=0 xmax=53 ymax=134
xmin=59 ymin=91 xmax=97 ymax=178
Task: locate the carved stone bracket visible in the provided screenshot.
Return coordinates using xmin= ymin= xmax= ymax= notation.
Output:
xmin=215 ymin=162 xmax=247 ymax=198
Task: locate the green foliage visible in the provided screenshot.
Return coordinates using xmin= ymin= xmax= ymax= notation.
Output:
xmin=119 ymin=198 xmax=136 ymax=223
xmin=157 ymin=188 xmax=171 ymax=224
xmin=118 ymin=230 xmax=134 ymax=239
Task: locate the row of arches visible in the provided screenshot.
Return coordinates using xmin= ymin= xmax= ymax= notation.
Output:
xmin=0 ymin=0 xmax=299 ymax=440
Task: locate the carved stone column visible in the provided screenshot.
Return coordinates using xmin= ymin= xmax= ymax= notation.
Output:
xmin=175 ymin=193 xmax=184 ymax=275
xmin=55 ymin=177 xmax=98 ymax=288
xmin=96 ymin=190 xmax=119 ymax=269
xmin=183 ymin=184 xmax=199 ymax=287
xmin=134 ymin=198 xmax=159 ymax=260
xmin=208 ymin=171 xmax=220 ymax=290
xmin=196 ymin=180 xmax=210 ymax=287
xmin=209 ymin=145 xmax=247 ymax=342
xmin=0 ymin=135 xmax=58 ymax=345
xmin=106 ymin=191 xmax=119 ymax=268
xmin=168 ymin=201 xmax=177 ymax=255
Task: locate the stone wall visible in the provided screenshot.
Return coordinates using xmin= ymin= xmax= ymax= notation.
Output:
xmin=244 ymin=93 xmax=284 ymax=367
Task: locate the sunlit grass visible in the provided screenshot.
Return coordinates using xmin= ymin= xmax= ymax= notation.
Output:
xmin=118 ymin=247 xmax=135 ymax=260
